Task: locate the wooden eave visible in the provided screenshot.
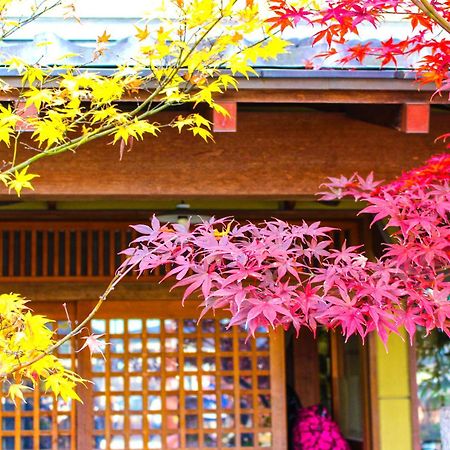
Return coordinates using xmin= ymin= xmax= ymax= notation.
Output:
xmin=0 ymin=69 xmax=445 ymax=104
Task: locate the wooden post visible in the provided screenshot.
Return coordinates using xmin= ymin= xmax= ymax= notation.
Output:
xmin=398 ymin=104 xmax=430 ymax=134
xmin=213 ymin=101 xmax=237 ymax=132
xmin=15 ymin=100 xmax=37 ymax=132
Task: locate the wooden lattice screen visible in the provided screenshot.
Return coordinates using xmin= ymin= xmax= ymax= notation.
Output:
xmin=0 ymin=222 xmax=163 ymax=281
xmin=0 ymin=220 xmax=356 ymax=282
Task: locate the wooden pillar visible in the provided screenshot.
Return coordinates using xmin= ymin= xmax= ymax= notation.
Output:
xmin=212 ymin=101 xmax=237 ymax=132
xmin=292 ymin=328 xmax=320 ymax=407
xmin=398 ymin=104 xmax=430 ymax=134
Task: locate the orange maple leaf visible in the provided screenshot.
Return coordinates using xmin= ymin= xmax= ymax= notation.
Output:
xmin=97 ymin=30 xmax=111 ymax=44
xmin=135 ymin=25 xmax=149 ymax=41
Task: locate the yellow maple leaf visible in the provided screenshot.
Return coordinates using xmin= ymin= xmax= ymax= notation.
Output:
xmin=134 ymin=24 xmax=150 ymax=41
xmin=8 ymin=384 xmax=32 ymax=404
xmin=97 ymin=30 xmax=111 ymax=44
xmin=8 ymin=168 xmax=39 ymax=197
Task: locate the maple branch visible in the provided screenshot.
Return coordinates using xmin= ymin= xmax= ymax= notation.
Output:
xmin=411 ymin=0 xmax=450 ymax=34
xmin=1 ymin=261 xmax=136 ymax=378
xmin=0 ymin=0 xmax=64 ymax=41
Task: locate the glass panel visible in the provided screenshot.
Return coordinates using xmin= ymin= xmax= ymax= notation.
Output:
xmin=240 ymin=356 xmax=252 ymax=370
xmin=147 ymin=319 xmax=161 ymax=333
xmin=91 ymin=319 xmax=106 ymax=334
xmin=111 ymin=395 xmax=125 ymax=411
xmin=258 ymin=432 xmax=272 ymax=447
xmin=221 ymin=357 xmax=233 ymax=370
xmin=2 ymin=417 xmax=14 ymax=430
xmin=2 ymin=437 xmax=14 ymax=450
xmin=128 ymin=319 xmax=142 ymax=334
xmin=148 ymin=376 xmax=161 ymax=390
xmin=220 ymin=338 xmax=233 ymax=352
xmin=129 ymin=395 xmax=143 ymax=411
xmin=109 ymin=319 xmax=124 ymax=334
xmin=202 ymin=319 xmax=215 ymax=333
xmin=166 ymin=396 xmax=179 ymax=410
xmin=416 ymin=329 xmax=450 ymax=449
xmin=93 ymin=436 xmax=106 ymax=450
xmin=185 ymin=357 xmax=198 ymax=371
xmin=202 ymin=338 xmax=215 ymax=353
xmin=130 ymin=415 xmax=143 ymax=430
xmin=221 ymin=394 xmax=234 ymax=409
xmin=148 ymin=434 xmax=162 ymax=449
xmin=221 ymin=413 xmax=235 ymax=428
xmin=222 ymin=433 xmax=236 ymax=447
xmin=164 ymin=319 xmax=177 ymax=333
xmin=148 ymin=396 xmax=162 ymax=411
xmin=203 ymin=394 xmax=216 ymax=410
xmin=147 ymin=357 xmax=161 ymax=372
xmin=256 ymin=337 xmax=269 ymax=350
xmin=111 ymin=376 xmax=124 ymax=392
xmin=167 ymin=414 xmax=179 ymax=429
xmin=110 ymin=435 xmax=125 ymax=449
xmin=202 ymin=375 xmax=216 ymax=390
xmin=111 ymin=358 xmax=125 ymax=372
xmin=258 ymin=375 xmax=271 ymax=389
xmin=130 ymin=376 xmax=143 ymax=390
xmin=241 ymin=433 xmax=254 ymax=447
xmin=241 ymin=413 xmax=253 ymax=428
xmin=58 ymin=436 xmax=71 ymax=449
xmin=186 ymin=414 xmax=198 ymax=429
xmin=129 ymin=338 xmax=143 ymax=353
xmin=110 ymin=338 xmax=125 ymax=353
xmin=21 ymin=416 xmax=33 ymax=430
xmin=112 ymin=415 xmax=124 ymax=430
xmin=186 ymin=434 xmax=199 ymax=448
xmin=166 ymin=377 xmax=180 ymax=391
xmin=58 ymin=415 xmax=71 ymax=430
xmin=92 ymin=357 xmax=106 ymax=372
xmin=93 ymin=395 xmax=106 ymax=411
xmin=93 ymin=377 xmax=106 ymax=392
xmin=204 ymin=433 xmax=217 ymax=447
xmin=185 ymin=395 xmax=198 ymax=410
xmin=21 ymin=436 xmax=33 ymax=450
xmin=257 ymin=356 xmax=270 ymax=370
xmin=40 ymin=436 xmax=52 ymax=450
xmin=165 ymin=338 xmax=178 ymax=352
xmin=183 ymin=319 xmax=196 ymax=334
xmin=167 ymin=434 xmax=179 ymax=449
xmin=165 ymin=357 xmax=179 ymax=371
xmin=94 ymin=415 xmax=105 ymax=430
xmin=239 ymin=338 xmax=252 ymax=351
xmin=147 ymin=339 xmax=161 ymax=353
xmin=130 ymin=435 xmax=144 ymax=450
xmin=148 ymin=414 xmax=162 ymax=430
xmin=202 ymin=357 xmax=216 ymax=371
xmin=183 ymin=338 xmax=197 ymax=353
xmin=128 ymin=357 xmax=142 ymax=372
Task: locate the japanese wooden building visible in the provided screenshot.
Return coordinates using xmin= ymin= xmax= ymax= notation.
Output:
xmin=0 ymin=16 xmax=448 ymax=450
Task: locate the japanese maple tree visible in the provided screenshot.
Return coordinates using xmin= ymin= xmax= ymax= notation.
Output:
xmin=117 ymin=153 xmax=449 ymax=344
xmin=267 ymin=0 xmax=450 ymax=91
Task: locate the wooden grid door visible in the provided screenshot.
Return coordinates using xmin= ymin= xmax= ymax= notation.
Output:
xmin=0 ymin=303 xmax=77 ymax=450
xmin=79 ymin=300 xmax=286 ymax=450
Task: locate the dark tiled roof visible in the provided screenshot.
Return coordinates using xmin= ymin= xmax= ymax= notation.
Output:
xmin=0 ymin=30 xmax=420 ymax=78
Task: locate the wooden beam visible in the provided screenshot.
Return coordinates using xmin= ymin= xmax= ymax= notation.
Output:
xmin=1 ymin=88 xmax=447 ymax=104
xmin=398 ymin=104 xmax=430 ymax=133
xmin=213 ymin=101 xmax=237 ymax=132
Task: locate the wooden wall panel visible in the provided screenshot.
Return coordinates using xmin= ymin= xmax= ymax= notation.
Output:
xmin=0 ymin=109 xmax=446 ymax=200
